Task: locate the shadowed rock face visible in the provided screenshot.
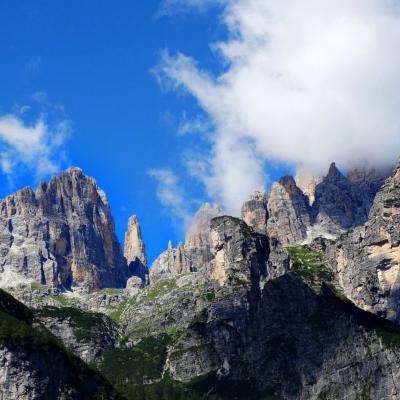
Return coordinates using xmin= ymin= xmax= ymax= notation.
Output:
xmin=312 ymin=162 xmax=373 ymax=235
xmin=0 ymin=289 xmax=121 ymax=400
xmin=253 ymin=163 xmax=392 ymax=247
xmin=0 ymin=168 xmax=128 ymax=293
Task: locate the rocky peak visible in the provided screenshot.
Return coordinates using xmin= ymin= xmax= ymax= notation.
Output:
xmin=313 ymin=163 xmax=372 ymax=235
xmin=210 ymin=216 xmax=268 ymax=289
xmin=241 ymin=190 xmax=269 ymax=234
xmin=124 ymin=215 xmax=147 ymax=266
xmin=0 ymin=167 xmax=128 ymax=293
xmin=267 ymin=176 xmax=311 ymax=245
xmin=124 ymin=215 xmax=149 ymax=286
xmin=326 ymin=162 xmax=342 ymax=179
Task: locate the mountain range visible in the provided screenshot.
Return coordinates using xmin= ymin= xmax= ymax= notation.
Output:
xmin=0 ymin=161 xmax=400 ymax=399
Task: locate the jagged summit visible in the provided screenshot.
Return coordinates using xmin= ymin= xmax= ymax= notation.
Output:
xmin=326 ymin=161 xmax=342 ymax=178
xmin=0 ymin=167 xmax=129 ymax=293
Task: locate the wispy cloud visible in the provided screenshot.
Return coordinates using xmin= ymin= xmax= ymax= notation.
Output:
xmin=149 ymin=168 xmax=193 ymax=228
xmin=157 ymin=0 xmax=400 ymax=214
xmin=0 ymin=94 xmax=71 ymax=180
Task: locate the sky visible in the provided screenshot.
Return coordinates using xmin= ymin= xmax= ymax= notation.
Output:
xmin=1 ymin=0 xmax=400 ymax=263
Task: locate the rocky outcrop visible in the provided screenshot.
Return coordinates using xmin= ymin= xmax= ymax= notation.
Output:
xmin=0 ymin=168 xmax=128 ymax=293
xmin=266 ymin=163 xmax=389 ymax=246
xmin=312 ymin=162 xmax=372 ymax=236
xmin=124 ymin=215 xmax=147 ymax=267
xmin=35 ymin=306 xmax=120 ymax=364
xmin=267 ymin=176 xmax=312 ymax=246
xmin=209 ymin=216 xmax=268 ymax=288
xmin=241 ymin=190 xmax=269 ymax=234
xmin=322 ymin=162 xmax=400 ymax=323
xmin=0 ymin=289 xmax=121 ymax=400
xmin=124 ymin=215 xmax=149 ymax=285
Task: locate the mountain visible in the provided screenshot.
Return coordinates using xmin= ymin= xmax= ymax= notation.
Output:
xmin=0 ymin=163 xmax=400 ymax=399
xmin=0 ymin=167 xmax=129 ymax=293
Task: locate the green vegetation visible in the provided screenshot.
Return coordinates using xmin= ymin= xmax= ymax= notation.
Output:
xmin=383 ymin=197 xmax=400 ymax=207
xmin=30 ymin=281 xmax=43 ymax=291
xmin=203 ymin=291 xmax=215 ymax=302
xmin=374 ymin=325 xmax=400 ymax=349
xmin=287 ymin=246 xmax=333 ymax=291
xmin=143 ymin=279 xmax=178 ymax=301
xmin=35 ymin=306 xmax=107 ymax=341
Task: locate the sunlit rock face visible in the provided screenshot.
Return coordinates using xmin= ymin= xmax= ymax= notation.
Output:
xmin=124 ymin=215 xmax=149 ymax=285
xmin=267 ymin=175 xmax=312 ymax=246
xmin=124 ymin=215 xmax=147 ymax=267
xmin=0 ymin=167 xmax=128 ymax=293
xmin=241 ymin=190 xmax=269 ymax=235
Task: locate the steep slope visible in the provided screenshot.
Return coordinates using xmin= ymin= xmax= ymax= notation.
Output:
xmin=0 ymin=167 xmax=128 ymax=293
xmin=92 ymin=215 xmax=400 ymax=400
xmin=0 ymin=288 xmax=121 ymax=400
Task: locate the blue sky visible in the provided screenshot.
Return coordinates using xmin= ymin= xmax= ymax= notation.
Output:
xmin=0 ymin=0 xmax=230 ymax=262
xmin=1 ymin=0 xmax=400 ymax=263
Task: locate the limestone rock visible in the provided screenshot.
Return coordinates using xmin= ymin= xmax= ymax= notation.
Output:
xmin=267 ymin=176 xmax=312 ymax=246
xmin=0 ymin=167 xmax=128 ymax=293
xmin=124 ymin=215 xmax=147 ymax=266
xmin=241 ymin=190 xmax=269 ymax=234
xmin=312 ymin=162 xmax=372 ymax=236
xmin=324 ymin=161 xmax=400 ymax=323
xmin=210 ymin=216 xmax=268 ymax=288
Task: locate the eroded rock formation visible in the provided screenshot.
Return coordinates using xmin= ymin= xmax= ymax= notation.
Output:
xmin=0 ymin=168 xmax=128 ymax=293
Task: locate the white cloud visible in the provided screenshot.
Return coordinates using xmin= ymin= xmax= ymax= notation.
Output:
xmin=158 ymin=0 xmax=400 ymax=214
xmin=149 ymin=168 xmax=193 ymax=227
xmin=0 ymin=114 xmax=70 ymax=179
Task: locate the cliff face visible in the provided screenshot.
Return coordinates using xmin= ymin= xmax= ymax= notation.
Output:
xmin=267 ymin=176 xmax=312 ymax=246
xmin=241 ymin=190 xmax=269 ymax=235
xmin=246 ymin=163 xmax=392 ymax=247
xmin=0 ymin=168 xmax=128 ymax=293
xmin=319 ymin=162 xmax=400 ymax=324
xmin=2 ymin=163 xmax=400 ymax=400
xmin=0 ymin=289 xmax=121 ymax=400
xmin=124 ymin=215 xmax=149 ymax=285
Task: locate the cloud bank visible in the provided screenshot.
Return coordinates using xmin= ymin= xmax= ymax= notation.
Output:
xmin=158 ymin=0 xmax=400 ymax=213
